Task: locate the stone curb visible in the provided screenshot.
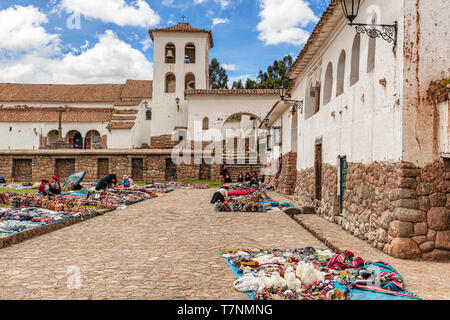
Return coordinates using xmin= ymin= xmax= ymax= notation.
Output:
xmin=292 ymin=215 xmax=342 ymax=254
xmin=267 ymin=191 xmax=343 ymax=254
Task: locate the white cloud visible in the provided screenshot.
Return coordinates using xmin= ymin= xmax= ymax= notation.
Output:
xmin=212 ymin=17 xmax=229 ymax=28
xmin=222 ymin=63 xmax=236 ymax=71
xmin=140 ymin=38 xmax=153 ymax=51
xmin=0 ymin=5 xmax=60 ymax=52
xmin=0 ymin=30 xmax=154 ymax=84
xmin=257 ymin=0 xmax=318 ymax=46
xmin=228 ymin=74 xmax=254 ymax=87
xmin=59 ymin=0 xmax=161 ymax=27
xmin=194 ymin=0 xmax=231 ymax=10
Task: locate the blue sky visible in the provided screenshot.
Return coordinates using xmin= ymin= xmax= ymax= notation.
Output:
xmin=0 ymin=0 xmax=330 ymax=85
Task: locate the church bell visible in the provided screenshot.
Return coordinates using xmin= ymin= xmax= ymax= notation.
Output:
xmin=166 ymin=49 xmax=174 ymax=59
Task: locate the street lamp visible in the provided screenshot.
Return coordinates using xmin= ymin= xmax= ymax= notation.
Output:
xmin=339 ymin=0 xmax=397 ymax=48
xmin=175 ymin=97 xmax=180 ymax=112
xmin=279 ymin=85 xmax=287 ymax=101
xmin=279 ymin=85 xmax=303 ymax=114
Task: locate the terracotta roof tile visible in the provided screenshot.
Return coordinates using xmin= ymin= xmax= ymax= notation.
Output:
xmin=113 ymin=99 xmax=142 ymax=106
xmin=111 ymin=115 xmax=137 ymax=121
xmin=0 ymin=79 xmax=154 ymax=105
xmin=0 ymin=83 xmax=124 ymax=103
xmin=113 ymin=109 xmax=139 ymax=114
xmin=149 ymin=23 xmax=214 ymax=48
xmin=287 ymin=0 xmax=341 ymax=80
xmin=120 ymin=80 xmax=153 ymax=99
xmin=185 ymin=89 xmax=279 ymax=96
xmin=106 ymin=122 xmax=135 ymax=129
xmin=0 ymin=106 xmax=113 ymax=122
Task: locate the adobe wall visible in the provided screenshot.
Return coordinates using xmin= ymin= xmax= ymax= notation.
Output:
xmin=293 ymin=159 xmax=449 ymax=261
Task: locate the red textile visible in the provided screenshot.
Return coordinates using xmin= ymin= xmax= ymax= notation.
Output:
xmin=38 ymin=184 xmax=47 ymax=194
xmin=227 ymin=189 xmax=256 ymax=196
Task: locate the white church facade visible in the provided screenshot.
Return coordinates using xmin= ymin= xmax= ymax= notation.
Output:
xmin=0 ymin=23 xmax=278 ymax=151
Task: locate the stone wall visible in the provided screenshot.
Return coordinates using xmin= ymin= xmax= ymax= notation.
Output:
xmin=293 ymin=160 xmax=449 ymax=261
xmin=265 ymin=152 xmax=298 ymax=195
xmin=0 ymin=151 xmax=221 ymax=183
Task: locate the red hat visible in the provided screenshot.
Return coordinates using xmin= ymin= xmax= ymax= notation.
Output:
xmin=52 ymin=176 xmax=59 ymax=180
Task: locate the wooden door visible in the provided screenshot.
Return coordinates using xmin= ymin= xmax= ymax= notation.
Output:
xmin=12 ymin=159 xmax=32 ymax=182
xmin=97 ymin=158 xmax=109 ymax=179
xmin=165 ymin=158 xmax=177 ymax=181
xmin=131 ymin=158 xmax=144 ymax=181
xmin=199 ymin=160 xmax=211 ymax=181
xmin=314 ymin=143 xmax=322 ymax=200
xmin=55 ymin=159 xmax=75 ymax=180
xmin=339 ymin=157 xmax=348 ymax=214
xmin=73 ymin=133 xmax=83 ymax=149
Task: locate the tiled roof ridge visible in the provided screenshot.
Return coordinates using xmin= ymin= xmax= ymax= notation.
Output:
xmin=185 ymin=89 xmax=279 ymax=96
xmin=149 ymin=22 xmax=214 ymax=48
xmin=0 ymin=80 xmax=153 ymax=103
xmin=287 ymin=0 xmax=341 ymax=80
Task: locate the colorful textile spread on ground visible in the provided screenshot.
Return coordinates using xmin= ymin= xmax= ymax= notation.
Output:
xmin=145 ymin=182 xmax=209 ymax=190
xmin=2 ymin=183 xmax=38 ymax=190
xmin=214 ymin=187 xmax=292 ymax=213
xmin=220 ymin=248 xmax=420 ymax=300
xmin=0 ymin=207 xmax=96 ymax=234
xmin=0 ymin=185 xmax=171 ymax=234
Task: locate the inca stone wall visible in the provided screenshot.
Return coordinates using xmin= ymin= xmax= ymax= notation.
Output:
xmin=265 ymin=152 xmax=297 ymax=195
xmin=0 ymin=152 xmax=221 ymax=183
xmin=293 ymin=160 xmax=449 ymax=261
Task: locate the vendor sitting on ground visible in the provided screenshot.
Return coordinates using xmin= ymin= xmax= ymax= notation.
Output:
xmin=49 ymin=176 xmax=62 ymax=195
xmin=224 ymin=172 xmax=232 ymax=183
xmin=210 ymin=187 xmax=229 ymax=204
xmin=96 ymin=174 xmax=117 ymax=191
xmin=245 ymin=172 xmax=251 ymax=182
xmin=38 ymin=179 xmax=50 ymax=195
xmin=237 ymin=171 xmax=244 ymax=183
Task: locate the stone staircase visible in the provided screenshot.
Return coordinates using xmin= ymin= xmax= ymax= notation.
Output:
xmin=222 ymin=150 xmax=261 ymax=181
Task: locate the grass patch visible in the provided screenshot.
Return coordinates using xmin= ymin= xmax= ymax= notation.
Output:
xmin=0 ymin=188 xmax=38 ymax=194
xmin=180 ymin=180 xmax=222 ymax=188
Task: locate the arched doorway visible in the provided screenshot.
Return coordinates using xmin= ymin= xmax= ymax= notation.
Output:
xmin=85 ymin=130 xmax=102 ymax=149
xmin=221 ymin=113 xmax=262 ymax=166
xmin=47 ymin=130 xmax=59 ymax=146
xmin=66 ymin=130 xmax=83 ymax=149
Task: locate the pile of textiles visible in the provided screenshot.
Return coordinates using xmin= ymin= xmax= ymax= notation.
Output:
xmin=220 ymin=248 xmax=420 ymax=300
xmin=145 ymin=182 xmax=209 ymax=190
xmin=215 ymin=200 xmax=270 ymax=212
xmin=1 ymin=192 xmax=92 ymax=214
xmin=83 ymin=188 xmax=156 ymax=209
xmin=215 ymin=191 xmax=281 ymax=213
xmin=3 ymin=182 xmax=38 ymax=190
xmin=0 ymin=207 xmax=95 ymax=234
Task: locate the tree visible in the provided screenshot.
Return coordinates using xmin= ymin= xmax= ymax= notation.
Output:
xmin=242 ymin=55 xmax=294 ymax=89
xmin=231 ymin=79 xmax=243 ymax=89
xmin=209 ymin=58 xmax=229 ymax=89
